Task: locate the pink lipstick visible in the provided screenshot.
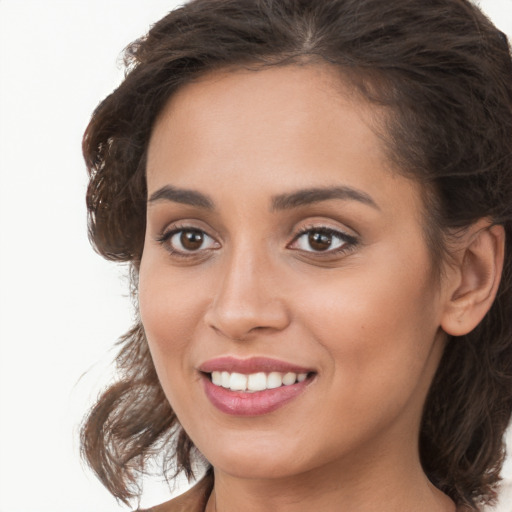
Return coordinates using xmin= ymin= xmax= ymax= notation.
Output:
xmin=199 ymin=357 xmax=315 ymax=416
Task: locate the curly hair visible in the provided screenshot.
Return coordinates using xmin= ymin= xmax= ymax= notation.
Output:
xmin=81 ymin=0 xmax=512 ymax=508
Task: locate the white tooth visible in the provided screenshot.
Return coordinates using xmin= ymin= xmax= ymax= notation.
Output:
xmin=297 ymin=373 xmax=307 ymax=383
xmin=221 ymin=371 xmax=230 ymax=388
xmin=229 ymin=372 xmax=247 ymax=391
xmin=282 ymin=372 xmax=297 ymax=386
xmin=247 ymin=372 xmax=267 ymax=392
xmin=267 ymin=372 xmax=283 ymax=389
xmin=211 ymin=371 xmax=222 ymax=386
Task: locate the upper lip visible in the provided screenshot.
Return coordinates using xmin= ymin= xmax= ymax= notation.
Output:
xmin=198 ymin=356 xmax=315 ymax=375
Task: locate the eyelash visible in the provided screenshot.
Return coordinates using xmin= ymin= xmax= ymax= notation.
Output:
xmin=289 ymin=226 xmax=358 ymax=256
xmin=156 ymin=224 xmax=358 ymax=258
xmin=156 ymin=224 xmax=219 ymax=258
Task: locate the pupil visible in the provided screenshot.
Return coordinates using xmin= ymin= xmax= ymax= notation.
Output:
xmin=309 ymin=231 xmax=331 ymax=251
xmin=181 ymin=230 xmax=203 ymax=250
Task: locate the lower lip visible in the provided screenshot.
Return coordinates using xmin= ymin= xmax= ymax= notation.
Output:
xmin=202 ymin=374 xmax=312 ymax=416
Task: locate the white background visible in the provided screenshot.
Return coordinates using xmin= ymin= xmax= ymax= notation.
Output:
xmin=0 ymin=1 xmax=511 ymax=511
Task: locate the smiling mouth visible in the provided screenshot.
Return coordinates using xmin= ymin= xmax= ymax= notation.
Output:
xmin=206 ymin=370 xmax=312 ymax=393
xmin=199 ymin=357 xmax=316 ymax=415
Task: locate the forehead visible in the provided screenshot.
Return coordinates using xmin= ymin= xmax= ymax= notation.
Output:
xmin=146 ymin=64 xmax=422 ymax=220
xmin=147 ymin=65 xmax=377 ymax=166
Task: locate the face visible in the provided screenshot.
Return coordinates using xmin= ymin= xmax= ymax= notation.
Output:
xmin=139 ymin=65 xmax=449 ymax=481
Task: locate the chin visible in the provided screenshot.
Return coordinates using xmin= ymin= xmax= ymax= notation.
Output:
xmin=197 ymin=433 xmax=309 ymax=480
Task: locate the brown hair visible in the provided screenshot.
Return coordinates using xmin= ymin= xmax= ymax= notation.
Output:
xmin=81 ymin=0 xmax=512 ymax=508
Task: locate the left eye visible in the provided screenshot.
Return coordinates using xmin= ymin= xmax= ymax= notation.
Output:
xmin=165 ymin=229 xmax=218 ymax=253
xmin=291 ymin=229 xmax=353 ymax=253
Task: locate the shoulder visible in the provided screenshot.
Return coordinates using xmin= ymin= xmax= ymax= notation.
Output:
xmin=135 ymin=476 xmax=213 ymax=512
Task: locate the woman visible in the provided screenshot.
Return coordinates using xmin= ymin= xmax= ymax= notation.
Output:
xmin=81 ymin=0 xmax=512 ymax=510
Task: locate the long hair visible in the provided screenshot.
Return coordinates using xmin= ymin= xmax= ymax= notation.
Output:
xmin=81 ymin=0 xmax=512 ymax=508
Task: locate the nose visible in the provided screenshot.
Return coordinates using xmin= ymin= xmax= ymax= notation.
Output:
xmin=204 ymin=247 xmax=291 ymax=341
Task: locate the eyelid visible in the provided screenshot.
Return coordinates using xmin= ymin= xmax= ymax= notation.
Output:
xmin=288 ymin=224 xmax=359 ymax=255
xmin=155 ymin=218 xmax=219 ymax=242
xmin=155 ymin=222 xmax=221 ymax=257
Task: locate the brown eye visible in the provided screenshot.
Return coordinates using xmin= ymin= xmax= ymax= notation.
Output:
xmin=290 ymin=227 xmax=355 ymax=254
xmin=308 ymin=231 xmax=332 ymax=251
xmin=162 ymin=228 xmax=219 ymax=255
xmin=180 ymin=230 xmax=204 ymax=251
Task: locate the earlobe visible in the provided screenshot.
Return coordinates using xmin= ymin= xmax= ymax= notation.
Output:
xmin=441 ymin=222 xmax=505 ymax=337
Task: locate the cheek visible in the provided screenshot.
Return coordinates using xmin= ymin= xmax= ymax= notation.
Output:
xmin=139 ymin=251 xmax=205 ymax=342
xmin=295 ymin=256 xmax=441 ymax=408
xmin=138 ymin=256 xmax=206 ymax=395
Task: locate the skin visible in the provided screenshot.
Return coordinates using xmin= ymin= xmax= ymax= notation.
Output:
xmin=139 ymin=64 xmax=468 ymax=511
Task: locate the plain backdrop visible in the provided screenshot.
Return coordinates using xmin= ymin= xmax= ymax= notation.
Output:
xmin=0 ymin=1 xmax=511 ymax=511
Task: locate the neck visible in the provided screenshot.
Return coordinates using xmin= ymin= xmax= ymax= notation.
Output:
xmin=205 ymin=447 xmax=456 ymax=512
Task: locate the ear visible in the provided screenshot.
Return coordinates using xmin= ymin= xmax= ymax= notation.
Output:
xmin=441 ymin=221 xmax=505 ymax=337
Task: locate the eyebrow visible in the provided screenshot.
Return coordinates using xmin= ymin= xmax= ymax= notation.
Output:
xmin=271 ymin=186 xmax=379 ymax=211
xmin=147 ymin=184 xmax=379 ymax=212
xmin=148 ymin=185 xmax=214 ymax=209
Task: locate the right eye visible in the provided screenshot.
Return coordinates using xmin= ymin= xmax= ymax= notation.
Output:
xmin=158 ymin=228 xmax=220 ymax=256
